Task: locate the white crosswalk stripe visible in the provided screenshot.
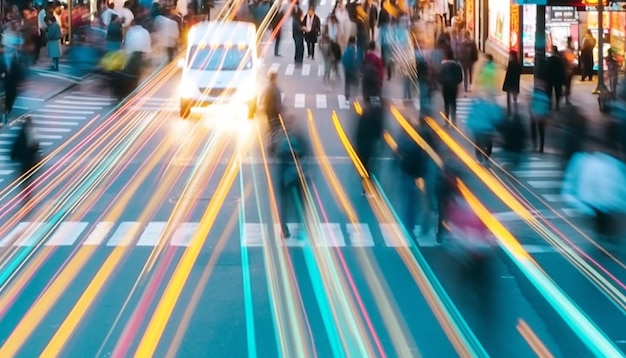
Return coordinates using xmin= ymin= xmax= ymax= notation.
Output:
xmin=0 ymin=93 xmax=115 ymax=182
xmin=0 ymin=220 xmax=559 ymax=252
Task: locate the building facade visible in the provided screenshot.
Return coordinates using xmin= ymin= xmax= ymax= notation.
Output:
xmin=464 ymin=0 xmax=626 ymax=72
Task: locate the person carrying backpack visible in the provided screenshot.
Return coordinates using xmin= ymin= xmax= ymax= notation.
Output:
xmin=437 ymin=49 xmax=463 ymax=125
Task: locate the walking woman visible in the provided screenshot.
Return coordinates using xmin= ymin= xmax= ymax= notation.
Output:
xmin=292 ymin=7 xmax=305 ymax=66
xmin=580 ymin=29 xmax=596 ymax=81
xmin=502 ymin=50 xmax=522 ymax=116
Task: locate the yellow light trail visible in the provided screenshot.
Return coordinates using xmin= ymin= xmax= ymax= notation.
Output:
xmin=0 ymin=113 xmax=177 ymax=357
xmin=39 ymin=113 xmax=196 ymax=357
xmin=134 ymin=150 xmax=242 ymax=357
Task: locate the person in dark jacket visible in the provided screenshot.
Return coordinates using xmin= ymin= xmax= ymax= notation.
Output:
xmin=435 ymin=159 xmax=461 ymax=244
xmin=438 ymin=50 xmax=463 ymax=125
xmin=559 ymin=105 xmax=587 ymax=166
xmin=342 ymin=36 xmax=359 ymax=103
xmin=502 ymin=50 xmax=522 ymax=116
xmin=580 ymin=30 xmax=596 ymax=81
xmin=2 ymin=52 xmax=25 ymax=125
xmin=263 ymin=70 xmax=283 ymax=136
xmin=106 ymin=14 xmax=124 ymax=52
xmin=500 ymin=112 xmax=526 ymax=170
xmin=397 ymin=120 xmax=437 ymax=240
xmin=457 ymin=31 xmax=478 ymax=95
xmin=292 ymin=7 xmax=305 ymax=66
xmin=355 ymin=97 xmax=384 ymax=195
xmin=273 ymin=115 xmax=308 ymax=239
xmin=271 ymin=4 xmax=284 ymax=56
xmin=11 ymin=116 xmax=40 ymax=203
xmin=546 ymin=46 xmax=566 ymax=111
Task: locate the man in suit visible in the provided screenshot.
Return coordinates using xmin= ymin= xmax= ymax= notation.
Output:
xmin=303 ymin=7 xmax=320 ymax=59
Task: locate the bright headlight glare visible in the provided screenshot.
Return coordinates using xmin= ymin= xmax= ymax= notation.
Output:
xmin=236 ymin=81 xmax=257 ymax=100
xmin=179 ymin=78 xmax=198 ymax=98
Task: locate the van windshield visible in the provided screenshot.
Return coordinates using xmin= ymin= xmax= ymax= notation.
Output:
xmin=187 ymin=45 xmax=253 ymax=71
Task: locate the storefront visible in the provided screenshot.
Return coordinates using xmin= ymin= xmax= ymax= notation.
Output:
xmin=485 ymin=0 xmax=626 ymax=72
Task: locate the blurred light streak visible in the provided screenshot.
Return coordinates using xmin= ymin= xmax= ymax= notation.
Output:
xmin=331 ymin=111 xmax=368 ymax=178
xmin=0 ymin=111 xmax=160 ymax=297
xmin=309 ymin=111 xmax=417 ymax=357
xmin=0 ymin=112 xmax=173 ymax=357
xmin=246 ymin=125 xmax=316 ymax=358
xmin=458 ymin=180 xmax=622 ymax=356
xmin=41 ymin=114 xmax=197 ymax=357
xmin=516 ymin=319 xmax=554 ymax=358
xmin=133 ymin=150 xmax=243 ymax=357
xmin=425 ymin=115 xmax=626 ymax=313
xmin=110 ymin=131 xmax=230 ymax=358
xmin=332 ymin=109 xmax=486 ymax=357
xmin=164 ymin=187 xmax=247 ymax=358
xmin=237 ymin=175 xmax=259 ymax=358
xmin=0 ymin=112 xmax=158 ymax=319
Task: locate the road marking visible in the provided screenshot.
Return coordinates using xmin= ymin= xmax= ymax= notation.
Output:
xmin=32 ymin=120 xmax=79 ymax=126
xmin=106 ymin=222 xmax=142 ymax=246
xmin=0 ymin=222 xmax=30 ymax=247
xmin=39 ymin=142 xmax=53 ymax=146
xmin=37 ymin=109 xmax=95 ymax=114
xmin=54 ymin=100 xmax=111 ymax=106
xmin=493 ymin=209 xmax=584 ymax=221
xmin=542 ymin=194 xmax=564 ymax=202
xmin=317 ymin=65 xmax=324 ymax=76
xmin=391 ymin=98 xmax=405 ymax=109
xmin=269 ymin=63 xmax=280 ymax=73
xmin=280 ymin=223 xmax=306 ymax=247
xmin=0 ymin=170 xmax=13 ymax=175
xmin=313 ymin=223 xmax=345 ymax=247
xmin=521 ymin=161 xmax=561 ymax=169
xmin=527 ymin=181 xmax=561 ymax=189
xmin=36 ymin=134 xmax=63 ymax=140
xmin=15 ymin=222 xmax=51 ymax=246
xmin=285 ymin=64 xmax=295 ymax=76
xmin=170 ymin=222 xmax=199 ymax=246
xmin=83 ymin=222 xmax=115 ymax=245
xmin=45 ymin=222 xmax=89 ymax=246
xmin=316 ymin=94 xmax=327 ymax=108
xmin=63 ymin=95 xmax=115 ymax=102
xmin=34 ymin=127 xmax=72 ymax=133
xmin=243 ymin=223 xmax=266 ymax=246
xmin=514 ymin=170 xmax=563 ymax=177
xmin=44 ymin=104 xmax=104 ymax=110
xmin=379 ymin=223 xmax=411 ymax=247
xmin=281 ymin=92 xmax=285 ymax=103
xmin=294 ymin=93 xmax=305 ymax=108
xmin=346 ymin=223 xmax=374 ymax=247
xmin=32 ymin=114 xmax=87 ymax=119
xmin=301 ymin=64 xmax=311 ymax=76
xmin=337 ymin=95 xmax=350 ymax=109
xmin=0 ymin=133 xmax=16 ymax=138
xmin=136 ymin=222 xmax=168 ymax=246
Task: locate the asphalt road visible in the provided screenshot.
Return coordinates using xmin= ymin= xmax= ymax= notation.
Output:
xmin=1 ymin=10 xmax=626 ymax=358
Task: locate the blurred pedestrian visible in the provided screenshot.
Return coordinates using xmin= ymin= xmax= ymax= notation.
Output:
xmin=272 ymin=115 xmax=308 ymax=239
xmin=362 ymin=40 xmax=384 ymax=101
xmin=263 ymin=69 xmax=284 ymax=138
xmin=437 ymin=49 xmax=463 ymax=125
xmin=105 ymin=14 xmax=123 ymax=52
xmin=341 ymin=36 xmax=359 ymax=104
xmin=154 ymin=8 xmax=179 ymax=63
xmin=270 ymin=2 xmax=285 ymax=56
xmin=559 ymin=105 xmax=587 ymax=166
xmin=502 ymin=50 xmax=522 ymax=116
xmin=476 ymin=53 xmax=497 ymax=95
xmin=529 ymin=81 xmax=550 ymax=153
xmin=562 ymin=36 xmax=576 ymax=105
xmin=467 ymin=96 xmax=504 ymax=163
xmin=435 ymin=159 xmax=461 ymax=243
xmin=580 ymin=29 xmax=596 ymax=81
xmin=10 ymin=116 xmax=40 ymax=203
xmin=292 ymin=7 xmax=305 ymax=66
xmin=457 ymin=30 xmax=478 ymax=95
xmin=45 ymin=15 xmax=62 ymax=71
xmin=397 ymin=119 xmax=437 ymax=240
xmin=2 ymin=52 xmax=26 ymax=124
xmin=546 ymin=46 xmax=566 ymax=111
xmin=303 ymin=7 xmax=321 ymax=59
xmin=355 ymin=95 xmax=384 ymax=195
xmin=500 ymin=112 xmax=526 ymax=170
xmin=607 ymin=48 xmax=619 ymax=96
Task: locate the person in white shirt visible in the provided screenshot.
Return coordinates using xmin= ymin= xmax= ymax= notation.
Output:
xmin=124 ymin=21 xmax=151 ymax=55
xmin=154 ymin=9 xmax=179 ymax=63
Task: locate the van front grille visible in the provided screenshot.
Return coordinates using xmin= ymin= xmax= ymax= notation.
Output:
xmin=199 ymin=88 xmax=236 ymax=97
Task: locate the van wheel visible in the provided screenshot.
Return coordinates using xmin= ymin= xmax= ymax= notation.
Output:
xmin=180 ymin=100 xmax=191 ymax=119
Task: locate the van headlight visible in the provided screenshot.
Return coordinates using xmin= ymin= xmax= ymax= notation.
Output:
xmin=236 ymin=80 xmax=257 ymax=101
xmin=179 ymin=78 xmax=199 ymax=98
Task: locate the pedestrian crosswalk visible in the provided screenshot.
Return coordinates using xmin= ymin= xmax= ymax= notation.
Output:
xmin=267 ymin=63 xmax=328 ymax=78
xmin=133 ymin=95 xmax=419 ymax=111
xmin=0 ymin=92 xmax=116 ymax=183
xmin=0 ymin=220 xmax=556 ymax=252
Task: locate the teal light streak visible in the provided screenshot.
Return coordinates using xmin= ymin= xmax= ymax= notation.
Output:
xmin=239 ymin=161 xmax=258 ymax=358
xmin=371 ymin=175 xmax=488 ymax=357
xmin=0 ymin=113 xmax=154 ymax=289
xmin=248 ymin=159 xmax=287 ymax=358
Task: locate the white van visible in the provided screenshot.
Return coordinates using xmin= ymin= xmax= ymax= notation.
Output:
xmin=178 ymin=21 xmax=260 ymax=119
